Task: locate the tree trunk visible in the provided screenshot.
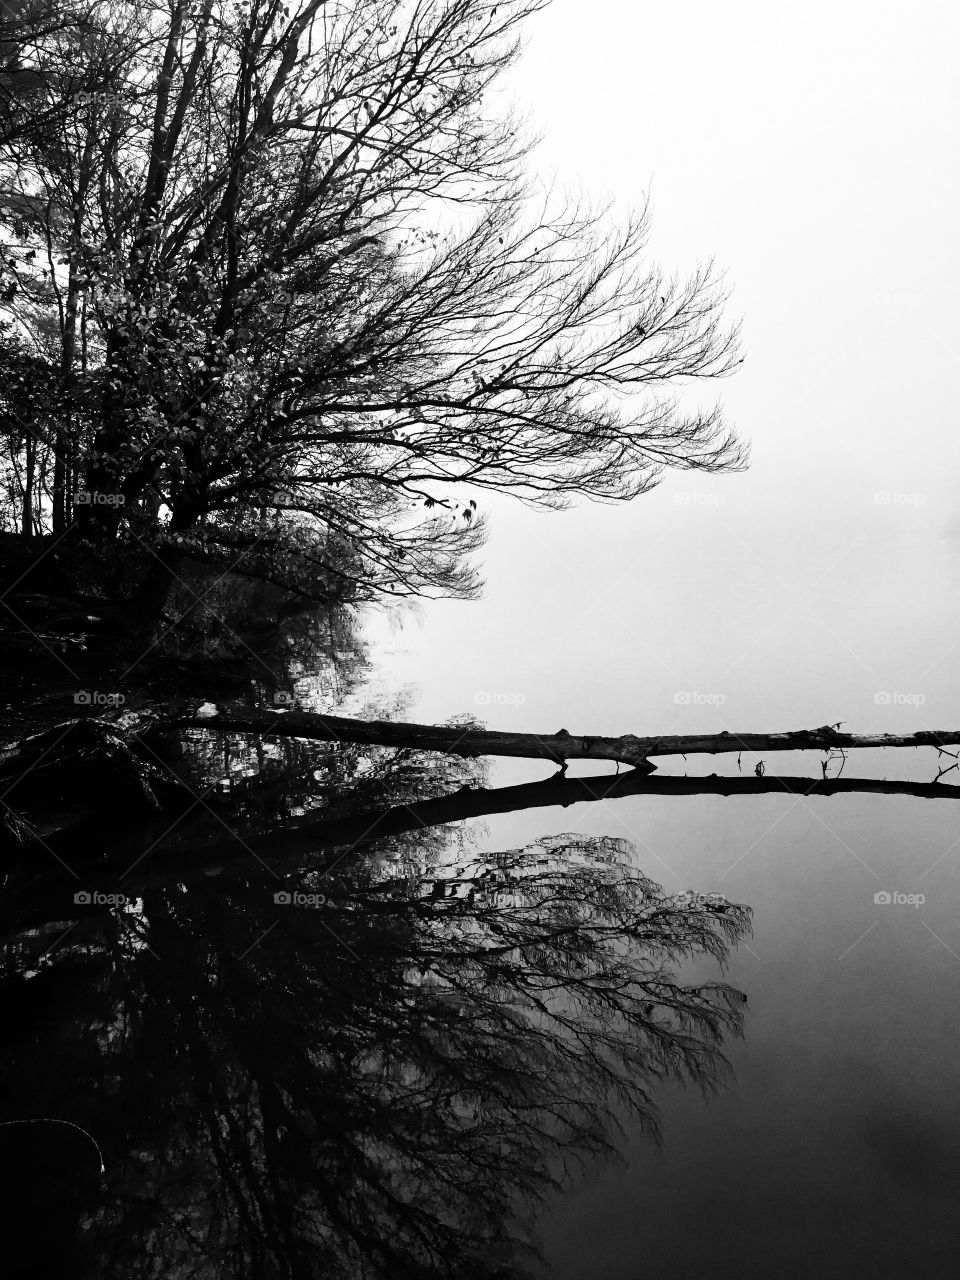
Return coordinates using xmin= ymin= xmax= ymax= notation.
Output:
xmin=21 ymin=431 xmax=34 ymax=540
xmin=137 ymin=709 xmax=960 ymax=770
xmin=129 ymin=543 xmax=185 ymax=628
xmin=143 ymin=707 xmax=659 ymax=768
xmin=53 ymin=250 xmax=80 ymax=535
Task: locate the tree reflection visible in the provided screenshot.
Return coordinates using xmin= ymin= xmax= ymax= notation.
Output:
xmin=0 ymin=828 xmax=750 ymax=1279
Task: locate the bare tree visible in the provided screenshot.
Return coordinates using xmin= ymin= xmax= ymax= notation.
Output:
xmin=0 ymin=0 xmax=745 ymax=621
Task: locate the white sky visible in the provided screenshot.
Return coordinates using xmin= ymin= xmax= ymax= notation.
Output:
xmin=366 ymin=0 xmax=960 ymax=758
xmin=359 ymin=9 xmax=960 ymax=1272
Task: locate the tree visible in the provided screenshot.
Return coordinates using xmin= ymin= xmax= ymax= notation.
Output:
xmin=0 ymin=0 xmax=746 ymax=625
xmin=0 ymin=0 xmax=137 ymax=538
xmin=0 ymin=0 xmax=84 ymax=146
xmin=0 ymin=323 xmax=62 ymax=535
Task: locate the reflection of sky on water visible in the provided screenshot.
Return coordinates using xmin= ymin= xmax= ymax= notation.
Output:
xmin=357 ymin=0 xmax=960 ymax=1269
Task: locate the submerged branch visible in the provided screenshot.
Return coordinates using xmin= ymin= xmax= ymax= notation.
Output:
xmin=185 ymin=768 xmax=960 ymax=873
xmin=32 ymin=768 xmax=960 ymax=896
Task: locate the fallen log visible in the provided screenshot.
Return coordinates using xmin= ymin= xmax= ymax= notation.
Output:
xmin=5 ymin=706 xmax=958 ymax=864
xmin=135 ymin=705 xmax=960 ymax=770
xmin=137 ymin=705 xmax=658 ymax=769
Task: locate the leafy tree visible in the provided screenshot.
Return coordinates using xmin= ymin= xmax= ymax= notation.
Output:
xmin=0 ymin=322 xmax=61 ymax=534
xmin=0 ymin=0 xmax=83 ymax=145
xmin=0 ymin=0 xmax=746 ymax=622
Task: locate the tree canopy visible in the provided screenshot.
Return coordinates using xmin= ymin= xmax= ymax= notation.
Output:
xmin=0 ymin=0 xmax=746 ymax=621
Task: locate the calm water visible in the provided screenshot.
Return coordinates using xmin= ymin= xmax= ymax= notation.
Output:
xmin=3 ymin=0 xmax=958 ymax=1272
xmin=1 ymin=714 xmax=756 ymax=1278
xmin=2 ymin=675 xmax=959 ymax=1276
xmin=526 ymin=776 xmax=960 ymax=1279
xmin=355 ymin=479 xmax=960 ymax=1277
xmin=4 ymin=457 xmax=960 ymax=1279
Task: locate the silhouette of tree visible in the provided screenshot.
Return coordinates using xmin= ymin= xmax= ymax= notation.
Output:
xmin=0 ymin=823 xmax=750 ymax=1278
xmin=0 ymin=0 xmax=745 ymax=622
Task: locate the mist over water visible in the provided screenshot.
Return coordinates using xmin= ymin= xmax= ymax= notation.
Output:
xmin=2 ymin=0 xmax=959 ymax=1276
xmin=354 ymin=1 xmax=960 ymax=1270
